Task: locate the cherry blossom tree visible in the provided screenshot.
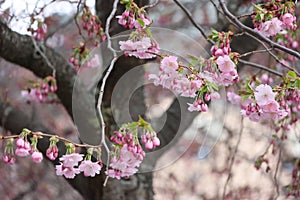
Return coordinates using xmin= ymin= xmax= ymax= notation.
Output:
xmin=0 ymin=0 xmax=300 ymax=199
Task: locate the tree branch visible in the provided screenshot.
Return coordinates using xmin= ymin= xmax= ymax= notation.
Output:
xmin=218 ymin=0 xmax=300 ymax=60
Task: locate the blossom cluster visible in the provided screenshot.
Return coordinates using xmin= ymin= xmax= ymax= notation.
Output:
xmin=117 ymin=1 xmax=159 ymax=59
xmin=2 ymin=116 xmax=159 ymax=180
xmin=116 ymin=1 xmax=152 ymax=29
xmin=21 ymin=76 xmax=58 ymax=103
xmin=252 ymin=1 xmax=297 ymax=37
xmin=69 ymin=42 xmax=90 ymax=71
xmin=107 ymin=117 xmax=160 ymax=179
xmin=81 ymin=5 xmax=106 ymax=45
xmin=227 ymin=71 xmax=300 ymax=130
xmin=210 ymin=31 xmax=239 ymax=86
xmin=28 ymin=19 xmax=47 ymax=41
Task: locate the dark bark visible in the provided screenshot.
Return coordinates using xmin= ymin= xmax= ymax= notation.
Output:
xmin=0 ymin=0 xmax=198 ymax=199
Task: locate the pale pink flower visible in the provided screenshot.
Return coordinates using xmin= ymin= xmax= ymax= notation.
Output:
xmin=216 ymin=55 xmax=235 ymax=73
xmin=160 ymin=56 xmax=179 ymax=73
xmin=107 ymin=144 xmax=144 ymax=179
xmin=281 ymin=13 xmax=296 ymax=29
xmin=31 ymin=151 xmax=43 ymax=163
xmin=79 ymin=160 xmax=101 ymax=177
xmin=254 ymin=84 xmax=276 ymax=106
xmin=59 ymin=153 xmax=84 ymax=167
xmin=262 ymin=100 xmax=279 ymax=113
xmin=259 ymin=17 xmax=283 ymax=37
xmin=119 ymin=37 xmax=158 ymax=59
xmin=15 ymin=138 xmax=31 ymax=157
xmin=56 ymin=164 xmax=80 ymax=179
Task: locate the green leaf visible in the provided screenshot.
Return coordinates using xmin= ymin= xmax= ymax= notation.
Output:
xmin=137 ymin=18 xmax=145 ymax=27
xmin=287 ymin=70 xmax=297 ymax=79
xmin=295 ymin=79 xmax=300 ymax=88
xmin=241 ymin=94 xmax=250 ymax=102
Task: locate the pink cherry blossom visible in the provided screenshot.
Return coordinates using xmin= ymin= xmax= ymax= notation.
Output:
xmin=254 ymin=84 xmax=276 ymax=106
xmin=46 ymin=145 xmax=58 ymax=160
xmin=281 ymin=13 xmax=296 ymax=29
xmin=106 ymin=144 xmax=144 ymax=179
xmin=119 ymin=37 xmax=159 ymax=59
xmin=15 ymin=138 xmax=31 ymax=157
xmin=116 ymin=10 xmax=136 ymax=29
xmin=31 ymin=151 xmax=43 ymax=163
xmin=56 ymin=164 xmax=81 ymax=179
xmin=160 ymin=56 xmax=179 ymax=73
xmin=79 ymin=160 xmax=101 ymax=177
xmin=216 ymin=55 xmax=235 ymax=73
xmin=261 ymin=100 xmax=279 ymax=113
xmin=59 ymin=153 xmax=84 ymax=167
xmin=259 ymin=17 xmax=283 ymax=37
xmin=3 ymin=155 xmax=15 ymax=164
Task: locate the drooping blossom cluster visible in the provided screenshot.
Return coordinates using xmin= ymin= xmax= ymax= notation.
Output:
xmin=69 ymin=42 xmax=90 ymax=71
xmin=252 ymin=1 xmax=297 ymax=37
xmin=117 ymin=1 xmax=159 ymax=59
xmin=119 ymin=36 xmax=159 ymax=59
xmin=28 ymin=19 xmax=47 ymax=41
xmin=210 ymin=30 xmax=239 ymax=86
xmin=228 ymin=84 xmax=287 ymax=122
xmin=81 ymin=5 xmax=106 ymax=45
xmin=55 ymin=143 xmax=102 ymax=179
xmin=227 ymin=71 xmax=300 ymax=131
xmin=21 ymin=76 xmax=58 ymax=103
xmin=106 ymin=117 xmax=160 ymax=179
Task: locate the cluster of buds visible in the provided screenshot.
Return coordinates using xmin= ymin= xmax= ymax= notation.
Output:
xmin=2 ymin=129 xmax=43 ymax=164
xmin=254 ymin=155 xmax=270 ymax=173
xmin=107 ymin=116 xmax=160 ymax=179
xmin=81 ymin=5 xmax=106 ymax=45
xmin=252 ymin=1 xmax=297 ymax=37
xmin=116 ymin=0 xmax=152 ymax=29
xmin=28 ymin=18 xmax=47 ymax=41
xmin=69 ymin=42 xmax=90 ymax=71
xmin=117 ymin=0 xmax=159 ymax=60
xmin=21 ymin=76 xmax=58 ymax=103
xmin=209 ymin=30 xmax=239 ymax=86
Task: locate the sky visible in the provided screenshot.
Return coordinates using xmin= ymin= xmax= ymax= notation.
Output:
xmin=0 ymin=0 xmax=95 ymax=34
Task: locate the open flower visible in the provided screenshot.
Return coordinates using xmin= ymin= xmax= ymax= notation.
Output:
xmin=216 ymin=55 xmax=235 ymax=73
xmin=254 ymin=84 xmax=276 ymax=106
xmin=79 ymin=160 xmax=101 ymax=177
xmin=59 ymin=153 xmax=84 ymax=167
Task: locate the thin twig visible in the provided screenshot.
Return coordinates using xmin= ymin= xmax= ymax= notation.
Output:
xmin=74 ymin=0 xmax=86 ymax=41
xmin=222 ymin=118 xmax=244 ymax=199
xmin=30 ymin=36 xmax=56 ymax=77
xmin=173 ymin=0 xmax=214 ymax=45
xmin=244 ymin=32 xmax=300 ymax=75
xmin=274 ymin=148 xmax=282 ymax=200
xmin=239 ymin=48 xmax=273 ymax=58
xmin=0 ymin=130 xmax=99 ymax=148
xmin=218 ymin=0 xmax=300 ymax=60
xmin=239 ymin=59 xmax=283 ymax=77
xmin=143 ymin=0 xmax=159 ymax=9
xmin=96 ymin=0 xmax=120 ymax=186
